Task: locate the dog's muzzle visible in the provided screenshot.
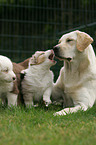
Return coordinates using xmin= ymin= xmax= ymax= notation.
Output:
xmin=53 ymin=45 xmax=72 ymax=62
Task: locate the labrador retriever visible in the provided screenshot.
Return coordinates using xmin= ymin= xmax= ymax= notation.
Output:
xmin=52 ymin=30 xmax=96 ymax=115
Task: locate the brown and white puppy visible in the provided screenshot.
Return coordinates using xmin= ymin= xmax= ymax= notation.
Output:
xmin=11 ymin=58 xmax=30 ymax=105
xmin=21 ymin=50 xmax=56 ymax=107
xmin=52 ymin=30 xmax=96 ymax=116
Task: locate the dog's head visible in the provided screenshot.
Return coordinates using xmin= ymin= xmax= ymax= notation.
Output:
xmin=53 ymin=30 xmax=93 ymax=62
xmin=0 ymin=55 xmax=16 ymax=83
xmin=29 ymin=50 xmax=56 ymax=67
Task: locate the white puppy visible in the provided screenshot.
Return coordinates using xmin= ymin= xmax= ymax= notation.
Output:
xmin=0 ymin=55 xmax=17 ymax=106
xmin=21 ymin=50 xmax=56 ymax=107
xmin=52 ymin=30 xmax=96 ymax=115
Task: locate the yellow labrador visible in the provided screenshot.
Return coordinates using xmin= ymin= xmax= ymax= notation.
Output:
xmin=52 ymin=30 xmax=96 ymax=115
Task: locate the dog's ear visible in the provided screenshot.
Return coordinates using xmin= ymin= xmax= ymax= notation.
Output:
xmin=76 ymin=30 xmax=93 ymax=52
xmin=30 ymin=55 xmax=37 ymax=65
xmin=37 ymin=55 xmax=45 ymax=64
xmin=30 ymin=52 xmax=45 ymax=65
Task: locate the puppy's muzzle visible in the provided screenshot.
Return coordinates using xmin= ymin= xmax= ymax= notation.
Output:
xmin=13 ymin=77 xmax=16 ymax=81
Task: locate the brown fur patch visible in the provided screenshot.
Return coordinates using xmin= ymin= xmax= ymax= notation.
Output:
xmin=37 ymin=55 xmax=45 ymax=64
xmin=18 ymin=58 xmax=30 ymax=69
xmin=30 ymin=51 xmax=45 ymax=65
xmin=76 ymin=30 xmax=93 ymax=52
xmin=11 ymin=58 xmax=30 ymax=105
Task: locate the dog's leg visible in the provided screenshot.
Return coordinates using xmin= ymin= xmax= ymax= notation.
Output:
xmin=54 ymin=105 xmax=88 ymax=116
xmin=1 ymin=95 xmax=7 ymax=106
xmin=23 ymin=93 xmax=34 ymax=107
xmin=7 ymin=93 xmax=17 ymax=106
xmin=52 ymin=67 xmax=65 ymax=105
xmin=43 ymin=87 xmax=52 ymax=107
xmin=52 ymin=85 xmax=64 ymax=105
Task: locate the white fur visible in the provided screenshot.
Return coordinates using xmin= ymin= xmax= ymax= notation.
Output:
xmin=7 ymin=93 xmax=17 ymax=106
xmin=0 ymin=55 xmax=17 ymax=106
xmin=52 ymin=30 xmax=96 ymax=116
xmin=21 ymin=50 xmax=56 ymax=107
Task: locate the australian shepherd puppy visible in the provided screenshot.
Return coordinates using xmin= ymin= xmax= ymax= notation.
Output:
xmin=21 ymin=50 xmax=56 ymax=107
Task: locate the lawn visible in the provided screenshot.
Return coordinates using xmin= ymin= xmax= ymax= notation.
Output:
xmin=0 ymin=104 xmax=96 ymax=145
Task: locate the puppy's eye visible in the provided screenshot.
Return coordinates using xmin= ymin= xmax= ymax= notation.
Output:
xmin=66 ymin=39 xmax=73 ymax=42
xmin=4 ymin=69 xmax=8 ymax=73
xmin=41 ymin=53 xmax=45 ymax=55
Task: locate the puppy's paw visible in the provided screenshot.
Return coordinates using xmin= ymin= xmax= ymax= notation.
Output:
xmin=33 ymin=104 xmax=38 ymax=107
xmin=20 ymin=70 xmax=26 ymax=80
xmin=44 ymin=100 xmax=52 ymax=107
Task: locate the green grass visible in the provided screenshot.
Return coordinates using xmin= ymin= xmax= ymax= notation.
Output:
xmin=0 ymin=104 xmax=96 ymax=145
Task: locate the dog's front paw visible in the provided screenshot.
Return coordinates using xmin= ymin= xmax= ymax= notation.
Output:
xmin=44 ymin=100 xmax=52 ymax=107
xmin=53 ymin=110 xmax=67 ymax=116
xmin=33 ymin=104 xmax=38 ymax=107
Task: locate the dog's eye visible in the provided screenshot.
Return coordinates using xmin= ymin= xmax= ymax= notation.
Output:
xmin=66 ymin=39 xmax=73 ymax=42
xmin=41 ymin=53 xmax=45 ymax=55
xmin=4 ymin=69 xmax=8 ymax=73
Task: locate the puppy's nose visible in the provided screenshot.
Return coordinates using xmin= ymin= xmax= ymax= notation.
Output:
xmin=13 ymin=77 xmax=16 ymax=81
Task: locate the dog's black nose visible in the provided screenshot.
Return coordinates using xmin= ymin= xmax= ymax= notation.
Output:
xmin=13 ymin=77 xmax=16 ymax=81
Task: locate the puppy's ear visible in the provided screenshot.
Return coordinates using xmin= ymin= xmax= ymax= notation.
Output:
xmin=76 ymin=30 xmax=93 ymax=52
xmin=30 ymin=55 xmax=37 ymax=65
xmin=37 ymin=55 xmax=45 ymax=64
xmin=30 ymin=52 xmax=45 ymax=65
